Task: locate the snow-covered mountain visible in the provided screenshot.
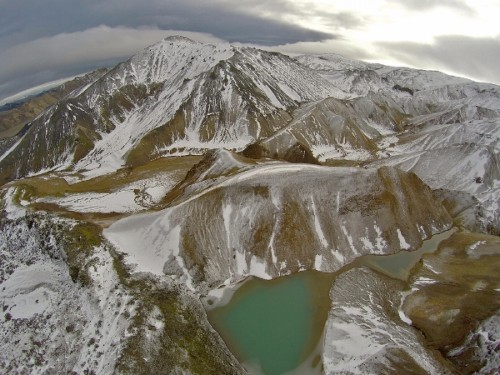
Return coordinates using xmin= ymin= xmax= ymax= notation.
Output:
xmin=0 ymin=36 xmax=337 ymax=181
xmin=1 ymin=37 xmax=499 ymax=375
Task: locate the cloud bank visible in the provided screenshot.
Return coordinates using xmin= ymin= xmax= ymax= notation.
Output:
xmin=0 ymin=0 xmax=499 ymax=102
xmin=377 ymin=35 xmax=500 ymax=84
xmin=0 ymin=27 xmax=229 ymax=101
xmin=0 ymin=0 xmax=335 ymax=101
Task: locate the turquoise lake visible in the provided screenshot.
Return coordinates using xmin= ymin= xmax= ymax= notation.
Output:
xmin=207 ymin=271 xmax=333 ymax=375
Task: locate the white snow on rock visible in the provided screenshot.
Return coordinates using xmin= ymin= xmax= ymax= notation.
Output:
xmin=397 ymin=228 xmax=411 ymax=250
xmin=104 ymin=153 xmax=451 ymax=293
xmin=36 ymin=171 xmax=178 ymax=213
xmin=323 ymin=267 xmax=455 ymax=374
xmin=0 ymin=215 xmax=134 ymax=375
xmin=1 ymin=36 xmax=499 ymax=375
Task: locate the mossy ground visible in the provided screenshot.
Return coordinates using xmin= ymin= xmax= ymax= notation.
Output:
xmin=63 ymin=222 xmax=103 ymax=286
xmin=2 ymin=155 xmax=201 ymax=226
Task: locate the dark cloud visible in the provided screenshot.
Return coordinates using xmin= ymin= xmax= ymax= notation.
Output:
xmin=0 ymin=0 xmax=339 ymax=100
xmin=213 ymin=0 xmax=364 ymax=30
xmin=377 ymin=35 xmax=500 ymax=85
xmin=0 ymin=0 xmax=333 ymax=48
xmin=0 ymin=27 xmax=225 ymax=101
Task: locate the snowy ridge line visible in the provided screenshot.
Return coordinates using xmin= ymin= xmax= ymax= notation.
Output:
xmin=169 ymin=162 xmax=335 ymax=209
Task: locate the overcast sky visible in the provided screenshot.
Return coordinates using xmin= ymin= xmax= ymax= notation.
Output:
xmin=1 ymin=0 xmax=499 ymax=103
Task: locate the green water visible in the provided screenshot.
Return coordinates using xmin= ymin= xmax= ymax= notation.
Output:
xmin=358 ymin=227 xmax=457 ymax=280
xmin=207 ymin=271 xmax=332 ymax=375
xmin=206 ymin=228 xmax=457 ymax=375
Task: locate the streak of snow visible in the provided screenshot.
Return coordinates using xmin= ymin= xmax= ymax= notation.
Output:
xmin=277 ymin=82 xmax=301 ymax=102
xmin=311 ymin=197 xmax=329 ymax=248
xmin=255 ymin=80 xmax=284 ymax=109
xmin=223 ymin=203 xmax=233 ymax=249
xmin=341 ymin=223 xmax=359 ymax=255
xmin=314 ymin=255 xmax=323 ymax=270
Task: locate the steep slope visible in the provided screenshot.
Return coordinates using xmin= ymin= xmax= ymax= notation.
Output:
xmin=370 ymin=119 xmax=500 ymax=233
xmin=122 ymin=47 xmax=337 ymax=166
xmin=0 ymin=37 xmax=233 ymax=181
xmin=104 ymin=150 xmax=452 ymax=291
xmin=242 ymin=93 xmax=407 ymax=163
xmin=295 ymin=54 xmax=387 ymax=98
xmin=0 ymin=69 xmax=108 ymax=141
xmin=1 ymin=38 xmax=499 ymax=185
xmin=403 ymin=231 xmax=500 ymax=374
xmin=241 ymin=61 xmax=500 ymax=165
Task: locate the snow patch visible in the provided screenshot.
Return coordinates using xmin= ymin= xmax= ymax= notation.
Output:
xmin=398 ymin=290 xmax=413 ymax=325
xmin=314 ymin=255 xmax=323 ymax=270
xmin=104 ymin=211 xmax=181 ymax=277
xmin=397 ymin=228 xmax=411 ymax=250
xmin=249 ymin=255 xmax=271 ymax=279
xmin=39 ymin=191 xmax=140 ymax=213
xmin=2 ymin=187 xmax=27 ymax=220
xmin=277 ymin=82 xmax=301 ymax=102
xmin=311 ymin=197 xmax=329 ymax=248
xmin=374 ymin=224 xmax=388 ymax=252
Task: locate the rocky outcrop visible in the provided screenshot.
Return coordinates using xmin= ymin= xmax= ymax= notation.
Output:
xmin=0 ymin=212 xmax=246 ymax=375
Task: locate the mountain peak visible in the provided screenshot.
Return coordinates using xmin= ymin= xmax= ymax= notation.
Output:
xmin=142 ymin=35 xmax=203 ymax=54
xmin=162 ymin=35 xmax=197 ymax=44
